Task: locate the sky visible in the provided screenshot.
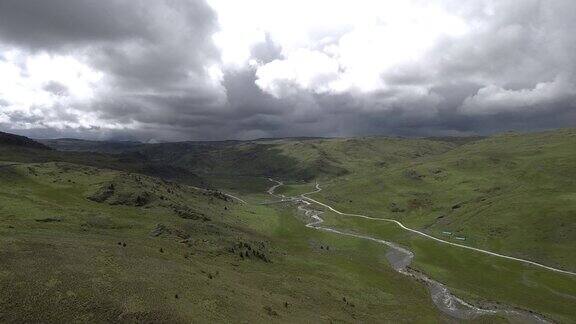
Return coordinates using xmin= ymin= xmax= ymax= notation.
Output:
xmin=0 ymin=0 xmax=575 ymax=141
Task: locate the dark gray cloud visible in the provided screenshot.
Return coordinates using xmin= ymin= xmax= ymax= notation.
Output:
xmin=0 ymin=0 xmax=146 ymax=49
xmin=250 ymin=34 xmax=283 ymax=64
xmin=43 ymin=81 xmax=69 ymax=96
xmin=0 ymin=0 xmax=574 ymax=141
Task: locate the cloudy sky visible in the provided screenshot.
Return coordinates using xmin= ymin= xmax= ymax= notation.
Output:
xmin=0 ymin=0 xmax=575 ymax=141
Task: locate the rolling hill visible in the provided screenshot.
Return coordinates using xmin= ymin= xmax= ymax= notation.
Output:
xmin=0 ymin=135 xmax=447 ymax=322
xmin=0 ymin=131 xmax=51 ymax=150
xmin=1 ymin=129 xmax=575 ymax=322
xmin=33 ymin=129 xmax=576 ymax=270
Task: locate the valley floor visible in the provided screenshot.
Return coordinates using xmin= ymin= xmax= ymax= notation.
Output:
xmin=270 ymin=180 xmax=576 ymax=323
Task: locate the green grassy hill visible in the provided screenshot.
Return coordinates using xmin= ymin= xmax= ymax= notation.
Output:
xmin=35 ymin=129 xmax=576 ymax=270
xmin=312 ymin=129 xmax=576 ymax=271
xmin=2 ymin=129 xmax=575 ymax=322
xmin=0 ymin=137 xmax=457 ymax=322
xmin=41 ymin=136 xmax=457 ymax=181
xmin=0 ymin=161 xmax=454 ymax=322
xmin=0 ymin=138 xmax=207 ymax=188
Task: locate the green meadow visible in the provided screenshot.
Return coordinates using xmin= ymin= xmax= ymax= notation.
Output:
xmin=1 ymin=128 xmax=575 ymax=322
xmin=0 ymin=162 xmax=451 ymax=322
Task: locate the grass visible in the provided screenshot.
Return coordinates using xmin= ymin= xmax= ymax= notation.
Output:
xmin=0 ymin=161 xmax=461 ymax=322
xmin=312 ymin=210 xmax=576 ymax=323
xmin=310 ymin=129 xmax=576 ymax=271
xmin=275 ymin=182 xmax=317 ymax=197
xmin=267 ymin=129 xmax=576 ymax=322
xmin=2 ymin=128 xmax=575 ymax=322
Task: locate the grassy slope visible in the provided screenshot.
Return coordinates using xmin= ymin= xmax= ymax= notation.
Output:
xmin=0 ymin=161 xmax=466 ymax=323
xmin=313 ymin=129 xmax=576 ymax=270
xmin=277 ymin=137 xmax=456 ymax=175
xmin=0 ymin=144 xmax=206 ymax=187
xmin=262 ymin=129 xmax=576 ymax=322
xmin=115 ymin=137 xmax=453 ymax=182
xmin=313 ymin=210 xmax=576 ymax=323
xmin=39 ymin=138 xmax=141 ymax=154
xmin=119 ymin=141 xmax=314 ymax=179
xmin=0 ymin=131 xmax=52 ymax=150
xmin=4 ymin=129 xmax=575 ymax=321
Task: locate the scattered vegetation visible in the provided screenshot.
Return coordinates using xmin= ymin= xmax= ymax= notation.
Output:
xmin=1 ymin=128 xmax=575 ymax=322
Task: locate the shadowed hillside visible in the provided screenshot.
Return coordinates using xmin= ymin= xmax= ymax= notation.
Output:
xmin=0 ymin=139 xmax=207 ymax=187
xmin=41 ymin=136 xmax=462 ymax=182
xmin=39 ymin=138 xmax=141 ymax=154
xmin=0 ymin=131 xmax=51 ymax=150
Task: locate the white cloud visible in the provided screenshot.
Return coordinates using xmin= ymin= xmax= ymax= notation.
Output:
xmin=0 ymin=49 xmax=105 ymax=129
xmin=460 ymin=75 xmax=576 ymax=115
xmin=1 ymin=0 xmax=575 ymax=139
xmin=255 ymin=49 xmax=339 ymax=97
xmin=210 ymin=0 xmax=469 ymax=96
xmin=208 ymin=0 xmax=576 ymax=122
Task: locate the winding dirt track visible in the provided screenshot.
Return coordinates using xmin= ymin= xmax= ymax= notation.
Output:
xmin=299 ymin=181 xmax=576 ymax=277
xmin=221 ymin=192 xmax=247 ymax=204
xmin=189 ymin=184 xmax=247 ymax=204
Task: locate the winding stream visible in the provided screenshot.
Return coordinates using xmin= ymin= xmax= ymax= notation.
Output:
xmin=267 ymin=179 xmax=551 ymax=323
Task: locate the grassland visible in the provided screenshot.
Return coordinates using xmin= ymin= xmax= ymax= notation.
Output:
xmin=0 ymin=161 xmax=461 ymax=322
xmin=310 ymin=129 xmax=576 ymax=271
xmin=244 ymin=129 xmax=576 ymax=322
xmin=2 ymin=128 xmax=575 ymax=322
xmin=192 ymin=129 xmax=575 ymax=273
xmin=309 ymin=208 xmax=576 ymax=323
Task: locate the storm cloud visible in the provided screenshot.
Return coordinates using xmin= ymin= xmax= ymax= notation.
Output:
xmin=0 ymin=0 xmax=574 ymax=141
